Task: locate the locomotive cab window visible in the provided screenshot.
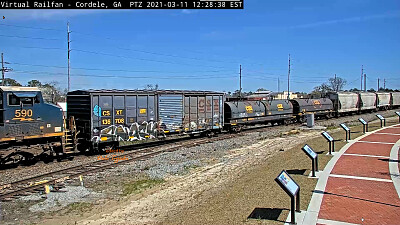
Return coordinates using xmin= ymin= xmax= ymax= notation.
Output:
xmin=8 ymin=94 xmax=35 ymax=106
xmin=8 ymin=92 xmax=38 ymax=106
xmin=8 ymin=94 xmax=20 ymax=106
xmin=20 ymin=97 xmax=34 ymax=106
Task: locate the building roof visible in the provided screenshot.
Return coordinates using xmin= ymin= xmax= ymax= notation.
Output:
xmin=0 ymin=86 xmax=40 ymax=92
xmin=57 ymin=102 xmax=67 ymax=112
xmin=68 ymin=89 xmax=225 ymax=95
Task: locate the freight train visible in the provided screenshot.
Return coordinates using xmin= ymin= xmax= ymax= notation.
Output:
xmin=0 ymin=86 xmax=399 ymax=166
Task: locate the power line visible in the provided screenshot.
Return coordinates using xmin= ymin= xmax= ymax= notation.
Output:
xmin=0 ymin=34 xmax=61 ymax=41
xmin=7 ymin=46 xmax=64 ymax=51
xmin=72 ymin=48 xmax=231 ymax=69
xmin=10 ymin=61 xmax=234 ymax=74
xmin=72 ymin=30 xmax=263 ymax=66
xmin=0 ymin=23 xmax=63 ymax=31
xmin=10 ymin=70 xmax=236 ymax=80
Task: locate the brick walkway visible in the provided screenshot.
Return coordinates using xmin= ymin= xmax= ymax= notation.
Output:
xmin=317 ymin=126 xmax=400 ymax=225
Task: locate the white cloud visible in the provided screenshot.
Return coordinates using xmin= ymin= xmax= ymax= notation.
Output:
xmin=181 ymin=9 xmax=198 ymax=14
xmin=290 ymin=11 xmax=400 ymax=29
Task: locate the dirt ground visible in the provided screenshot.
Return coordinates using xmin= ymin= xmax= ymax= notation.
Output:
xmin=26 ymin=117 xmax=400 ymax=225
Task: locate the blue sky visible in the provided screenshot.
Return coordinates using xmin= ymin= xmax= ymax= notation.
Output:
xmin=0 ymin=0 xmax=399 ymax=93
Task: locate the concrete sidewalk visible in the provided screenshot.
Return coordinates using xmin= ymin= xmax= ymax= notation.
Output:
xmin=288 ymin=124 xmax=400 ymax=225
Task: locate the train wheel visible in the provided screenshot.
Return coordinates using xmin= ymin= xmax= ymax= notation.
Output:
xmin=1 ymin=152 xmax=34 ymax=166
xmin=206 ymin=131 xmax=215 ymax=138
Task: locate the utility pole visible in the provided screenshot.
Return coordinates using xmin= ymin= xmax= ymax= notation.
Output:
xmin=239 ymin=64 xmax=242 ymax=98
xmin=67 ymin=22 xmax=71 ymax=92
xmin=384 ymin=79 xmax=386 ymax=89
xmin=364 ymin=74 xmax=366 ymax=92
xmin=334 ymin=74 xmax=337 ymax=92
xmin=361 ymin=65 xmax=364 ymax=91
xmin=278 ymin=78 xmax=280 ymax=92
xmin=1 ymin=53 xmax=12 ymax=86
xmin=378 ymin=78 xmax=380 ymax=91
xmin=287 ymin=54 xmax=290 ymax=99
xmin=1 ymin=53 xmax=4 ymax=86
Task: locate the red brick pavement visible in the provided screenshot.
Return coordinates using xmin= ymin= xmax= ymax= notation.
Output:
xmin=360 ymin=133 xmax=400 ymax=143
xmin=376 ymin=127 xmax=400 ymax=134
xmin=331 ymin=155 xmax=391 ymax=179
xmin=344 ymin=142 xmax=393 ymax=157
xmin=319 ymin=177 xmax=400 ymax=225
xmin=317 ymin=126 xmax=400 ymax=225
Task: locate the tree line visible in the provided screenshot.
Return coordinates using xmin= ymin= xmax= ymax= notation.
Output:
xmin=3 ymin=78 xmax=66 ymax=103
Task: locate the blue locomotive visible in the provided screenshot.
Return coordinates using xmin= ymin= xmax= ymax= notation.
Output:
xmin=0 ymin=86 xmax=74 ymax=166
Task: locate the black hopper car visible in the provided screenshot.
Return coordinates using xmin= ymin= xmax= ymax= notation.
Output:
xmin=0 ymin=86 xmax=399 ymax=167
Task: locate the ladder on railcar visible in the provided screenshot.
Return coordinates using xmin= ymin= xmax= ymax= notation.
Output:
xmin=62 ymin=116 xmax=79 ymax=154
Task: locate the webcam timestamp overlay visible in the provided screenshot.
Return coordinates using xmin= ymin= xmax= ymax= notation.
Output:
xmin=0 ymin=0 xmax=244 ymax=9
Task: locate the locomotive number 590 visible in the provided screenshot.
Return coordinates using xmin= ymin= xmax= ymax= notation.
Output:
xmin=15 ymin=109 xmax=33 ymax=118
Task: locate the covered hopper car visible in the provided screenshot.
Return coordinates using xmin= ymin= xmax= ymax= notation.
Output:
xmin=391 ymin=92 xmax=400 ymax=107
xmin=327 ymin=92 xmax=359 ymax=116
xmin=376 ymin=92 xmax=391 ymax=110
xmin=359 ymin=92 xmax=377 ymax=112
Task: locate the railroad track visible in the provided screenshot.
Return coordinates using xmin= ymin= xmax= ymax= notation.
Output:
xmin=0 ymin=133 xmax=235 ymax=201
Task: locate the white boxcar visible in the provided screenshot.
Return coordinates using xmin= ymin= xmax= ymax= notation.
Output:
xmin=391 ymin=92 xmax=400 ymax=106
xmin=376 ymin=92 xmax=390 ymax=109
xmin=359 ymin=92 xmax=376 ymax=111
xmin=328 ymin=92 xmax=359 ymax=113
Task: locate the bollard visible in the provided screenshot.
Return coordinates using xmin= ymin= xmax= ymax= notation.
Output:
xmin=44 ymin=185 xmax=50 ymax=194
xmin=79 ymin=175 xmax=84 ymax=187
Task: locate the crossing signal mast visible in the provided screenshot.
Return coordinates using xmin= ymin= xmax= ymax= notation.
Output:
xmin=1 ymin=53 xmax=13 ymax=86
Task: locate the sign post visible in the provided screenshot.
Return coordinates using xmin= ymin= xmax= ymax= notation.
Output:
xmin=301 ymin=144 xmax=318 ymax=177
xmin=321 ymin=131 xmax=335 ymax=154
xmin=358 ymin=118 xmax=368 ymax=133
xmin=275 ymin=170 xmax=300 ymax=224
xmin=396 ymin=112 xmax=400 ymax=123
xmin=340 ymin=123 xmax=351 ymax=142
xmin=376 ymin=114 xmax=386 ymax=127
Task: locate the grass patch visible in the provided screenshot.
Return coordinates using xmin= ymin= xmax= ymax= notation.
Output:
xmin=184 ymin=164 xmax=200 ymax=171
xmin=122 ymin=178 xmax=164 ymax=196
xmin=66 ymin=202 xmax=93 ymax=213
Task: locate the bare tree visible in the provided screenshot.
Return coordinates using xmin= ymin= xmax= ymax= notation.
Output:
xmin=145 ymin=84 xmax=159 ymax=90
xmin=311 ymin=83 xmax=333 ymax=98
xmin=328 ymin=77 xmax=347 ymax=92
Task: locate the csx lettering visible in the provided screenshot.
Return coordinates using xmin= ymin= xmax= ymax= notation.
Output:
xmin=15 ymin=109 xmax=33 ymax=118
xmin=115 ymin=110 xmax=123 ymax=115
xmin=102 ymin=110 xmax=111 ymax=116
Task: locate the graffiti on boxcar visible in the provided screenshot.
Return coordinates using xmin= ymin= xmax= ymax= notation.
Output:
xmin=92 ymin=121 xmax=161 ymax=143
